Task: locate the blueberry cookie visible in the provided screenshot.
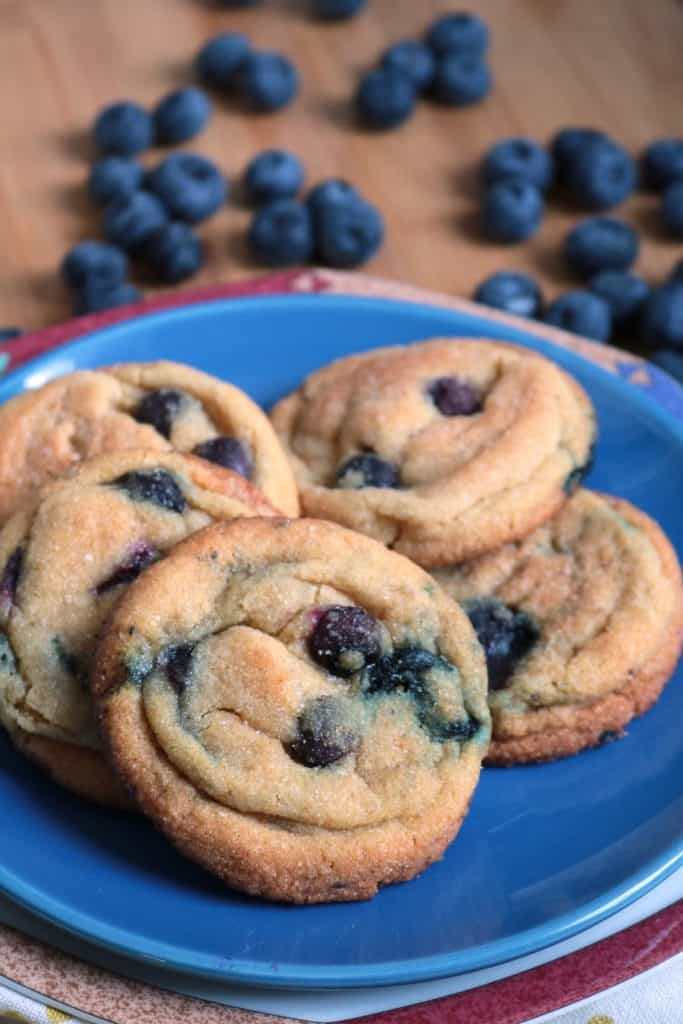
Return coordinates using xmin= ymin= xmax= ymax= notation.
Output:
xmin=433 ymin=490 xmax=683 ymax=764
xmin=92 ymin=517 xmax=490 ymax=902
xmin=0 ymin=450 xmax=275 ymax=808
xmin=270 ymin=339 xmax=596 ymax=566
xmin=0 ymin=360 xmax=299 ymax=523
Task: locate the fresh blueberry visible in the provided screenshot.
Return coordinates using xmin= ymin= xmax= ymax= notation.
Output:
xmin=61 ymin=240 xmax=128 ymax=291
xmin=639 ymin=284 xmax=683 ymax=351
xmin=661 ymin=180 xmax=683 ymax=237
xmin=335 ymin=453 xmax=400 ymax=489
xmin=0 ymin=328 xmax=22 ymax=343
xmin=286 ymin=696 xmax=359 ymax=768
xmin=112 ymin=469 xmax=187 ymax=513
xmin=466 ymin=599 xmax=538 ymax=691
xmin=550 ymin=127 xmax=607 ymax=175
xmin=473 ymin=270 xmax=543 ymax=318
xmin=481 ymin=138 xmax=554 ymax=192
xmin=193 ymin=436 xmax=254 ymax=478
xmin=103 ymin=190 xmax=169 ymax=251
xmin=160 ymin=642 xmax=195 ymax=693
xmin=641 ymin=138 xmax=683 ymax=191
xmin=244 ymin=150 xmax=305 ymax=204
xmin=565 ymin=139 xmax=637 ymax=210
xmin=651 ymin=349 xmax=683 ymax=385
xmin=543 ymin=290 xmax=612 ymax=342
xmin=428 ymin=376 xmax=481 ymax=416
xmin=248 ymin=199 xmax=314 ymax=267
xmin=0 ymin=547 xmax=23 ymax=610
xmin=430 ymin=54 xmax=491 ymax=106
xmin=238 ymin=51 xmax=299 ymax=112
xmin=96 ymin=542 xmax=158 ymax=595
xmin=307 ymin=178 xmax=359 ymax=216
xmin=154 ymin=88 xmax=211 ymax=146
xmin=381 ymin=40 xmax=435 ymax=93
xmin=148 ymin=153 xmax=227 ymax=224
xmin=588 ymin=271 xmax=650 ymax=329
xmin=425 ymin=12 xmax=490 ymax=58
xmin=93 ymin=101 xmax=153 ymax=156
xmin=196 ymin=32 xmax=251 ymax=89
xmin=481 ymin=179 xmax=543 ymax=243
xmin=564 ymin=217 xmax=639 ymax=278
xmin=355 ymin=67 xmax=417 ymax=130
xmin=133 ymin=388 xmax=187 ymax=439
xmin=312 ymin=0 xmax=366 ymax=17
xmin=308 ymin=605 xmax=381 ymax=677
xmin=144 ymin=222 xmax=204 ymax=284
xmin=88 ymin=157 xmax=143 ymax=206
xmin=73 ymin=282 xmax=142 ymax=315
xmin=315 ymin=197 xmax=384 ymax=268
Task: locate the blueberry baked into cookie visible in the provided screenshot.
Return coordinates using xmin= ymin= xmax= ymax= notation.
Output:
xmin=92 ymin=517 xmax=490 ymax=902
xmin=0 ymin=359 xmax=299 ymax=522
xmin=0 ymin=450 xmax=275 ymax=808
xmin=270 ymin=339 xmax=596 ymax=566
xmin=433 ymin=490 xmax=683 ymax=764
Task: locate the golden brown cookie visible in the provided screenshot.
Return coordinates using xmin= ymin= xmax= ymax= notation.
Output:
xmin=92 ymin=517 xmax=490 ymax=902
xmin=270 ymin=338 xmax=596 ymax=566
xmin=433 ymin=490 xmax=683 ymax=764
xmin=0 ymin=450 xmax=276 ymax=808
xmin=0 ymin=360 xmax=299 ymax=522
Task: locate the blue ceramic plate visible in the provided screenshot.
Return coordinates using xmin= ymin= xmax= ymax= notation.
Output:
xmin=0 ymin=295 xmax=682 ymax=990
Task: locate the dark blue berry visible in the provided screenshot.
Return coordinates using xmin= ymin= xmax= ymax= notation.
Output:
xmin=244 ymin=150 xmax=305 ymax=204
xmin=641 ymin=138 xmax=683 ymax=192
xmin=315 ymin=197 xmax=384 ymax=268
xmin=308 ymin=605 xmax=381 ymax=677
xmin=0 ymin=328 xmax=22 ymax=343
xmin=639 ymin=284 xmax=683 ymax=351
xmin=125 ymin=646 xmax=155 ymax=686
xmin=112 ymin=469 xmax=187 ymax=513
xmin=429 ymin=376 xmax=481 ymax=416
xmin=565 ymin=139 xmax=637 ymax=211
xmin=74 ymin=282 xmax=142 ymax=315
xmin=598 ymin=729 xmax=621 ymax=746
xmin=481 ymin=180 xmax=543 ymax=243
xmin=93 ymin=101 xmax=153 ymax=156
xmin=103 ymin=190 xmax=169 ymax=251
xmin=248 ymin=199 xmax=313 ymax=267
xmin=588 ymin=271 xmax=650 ymax=329
xmin=381 ymin=41 xmax=435 ymax=93
xmin=482 ymin=138 xmax=553 ymax=192
xmin=193 ymin=437 xmax=253 ymax=479
xmin=134 ymin=388 xmax=187 ymax=439
xmin=474 ymin=271 xmax=543 ymax=318
xmin=543 ymin=290 xmax=612 ymax=343
xmin=355 ymin=67 xmax=417 ymax=130
xmin=196 ymin=32 xmax=251 ymax=89
xmin=563 ymin=439 xmax=595 ymax=495
xmin=88 ymin=157 xmax=144 ymax=206
xmin=651 ymin=349 xmax=683 ymax=385
xmin=426 ymin=12 xmax=490 ymax=58
xmin=161 ymin=643 xmax=195 ymax=693
xmin=0 ymin=635 xmax=17 ymax=674
xmin=144 ymin=223 xmax=204 ymax=284
xmin=61 ymin=240 xmax=128 ymax=291
xmin=430 ymin=54 xmax=491 ymax=106
xmin=313 ymin=0 xmax=366 ymax=17
xmin=466 ymin=599 xmax=538 ymax=690
xmin=96 ymin=542 xmax=158 ymax=595
xmin=148 ymin=154 xmax=227 ymax=224
xmin=363 ymin=646 xmax=439 ymax=695
xmin=286 ymin=696 xmax=359 ymax=768
xmin=154 ymin=88 xmax=211 ymax=145
xmin=0 ymin=547 xmax=23 ymax=610
xmin=335 ymin=453 xmax=400 ymax=489
xmin=661 ymin=181 xmax=683 ymax=237
xmin=53 ymin=636 xmax=83 ymax=682
xmin=238 ymin=52 xmax=299 ymax=112
xmin=564 ymin=217 xmax=639 ymax=278
xmin=307 ymin=178 xmax=359 ymax=216
xmin=550 ymin=127 xmax=606 ymax=177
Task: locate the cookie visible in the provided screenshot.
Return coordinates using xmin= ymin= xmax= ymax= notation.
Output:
xmin=92 ymin=517 xmax=490 ymax=902
xmin=0 ymin=450 xmax=276 ymax=808
xmin=270 ymin=338 xmax=596 ymax=566
xmin=0 ymin=359 xmax=299 ymax=523
xmin=433 ymin=490 xmax=683 ymax=764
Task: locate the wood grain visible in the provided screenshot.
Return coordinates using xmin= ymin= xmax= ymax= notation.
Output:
xmin=0 ymin=0 xmax=682 ymax=332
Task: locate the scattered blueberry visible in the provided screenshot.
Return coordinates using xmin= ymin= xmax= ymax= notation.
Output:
xmin=308 ymin=605 xmax=381 ymax=677
xmin=481 ymin=179 xmax=543 ymax=243
xmin=73 ymin=282 xmax=142 ymax=315
xmin=335 ymin=452 xmax=400 ymax=489
xmin=96 ymin=542 xmax=158 ymax=595
xmin=315 ymin=197 xmax=384 ymax=267
xmin=0 ymin=547 xmax=23 ymax=610
xmin=651 ymin=349 xmax=683 ymax=385
xmin=381 ymin=41 xmax=435 ymax=93
xmin=88 ymin=157 xmax=143 ymax=206
xmin=363 ymin=646 xmax=441 ymax=695
xmin=124 ymin=645 xmax=155 ymax=686
xmin=238 ymin=51 xmax=299 ymax=112
xmin=543 ymin=290 xmax=613 ymax=343
xmin=93 ymin=101 xmax=153 ymax=156
xmin=0 ymin=328 xmax=22 ymax=343
xmin=430 ymin=54 xmax=491 ymax=106
xmin=286 ymin=696 xmax=359 ymax=768
xmin=481 ymin=137 xmax=553 ymax=192
xmin=144 ymin=222 xmax=204 ymax=283
xmin=103 ymin=190 xmax=169 ymax=250
xmin=550 ymin=127 xmax=606 ymax=176
xmin=112 ymin=469 xmax=187 ymax=513
xmin=148 ymin=153 xmax=227 ymax=224
xmin=196 ymin=32 xmax=251 ymax=89
xmin=53 ymin=636 xmax=82 ymax=681
xmin=564 ymin=217 xmax=638 ymax=278
xmin=473 ymin=270 xmax=543 ymax=318
xmin=425 ymin=12 xmax=490 ymax=58
xmin=161 ymin=642 xmax=195 ymax=693
xmin=641 ymin=138 xmax=683 ymax=191
xmin=61 ymin=240 xmax=128 ymax=291
xmin=0 ymin=635 xmax=17 ymax=674
xmin=639 ymin=284 xmax=683 ymax=351
xmin=133 ymin=388 xmax=187 ymax=439
xmin=563 ymin=441 xmax=595 ymax=495
xmin=661 ymin=180 xmax=683 ymax=237
xmin=244 ymin=150 xmax=305 ymax=204
xmin=466 ymin=599 xmax=538 ymax=690
xmin=248 ymin=199 xmax=314 ymax=267
xmin=598 ymin=729 xmax=622 ymax=746
xmin=428 ymin=376 xmax=482 ymax=415
xmin=588 ymin=271 xmax=650 ymax=329
xmin=154 ymin=88 xmax=211 ymax=145
xmin=355 ymin=67 xmax=417 ymax=130
xmin=312 ymin=0 xmax=366 ymax=18
xmin=565 ymin=138 xmax=637 ymax=210
xmin=193 ymin=436 xmax=254 ymax=478
xmin=307 ymin=178 xmax=359 ymax=215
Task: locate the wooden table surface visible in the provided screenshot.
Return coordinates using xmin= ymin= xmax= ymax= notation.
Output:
xmin=1 ymin=0 xmax=682 ymax=333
